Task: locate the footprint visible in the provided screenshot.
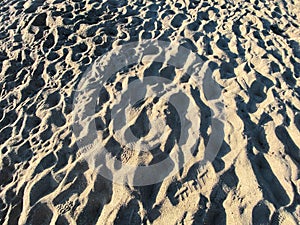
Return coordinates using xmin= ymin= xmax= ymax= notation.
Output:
xmin=252 ymin=201 xmax=271 ymax=225
xmin=43 ymin=33 xmax=55 ymax=50
xmin=171 ymin=14 xmax=187 ymax=28
xmin=203 ymin=21 xmax=217 ymax=33
xmin=170 ymin=169 xmax=210 ymax=203
xmin=270 ymin=209 xmax=298 ymax=225
xmin=30 ymin=172 xmax=59 ymax=206
xmin=26 ymin=203 xmax=53 ymax=225
xmin=120 ymin=147 xmax=134 ymax=164
xmin=56 ymin=200 xmax=74 ymax=215
xmin=114 ymin=199 xmax=141 ymax=225
xmin=76 ymin=174 xmax=112 ymax=225
xmin=203 ymin=207 xmax=226 ymax=225
xmin=31 ymin=12 xmax=47 ymax=27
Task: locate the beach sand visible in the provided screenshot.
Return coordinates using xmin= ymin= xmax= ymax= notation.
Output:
xmin=0 ymin=0 xmax=299 ymax=224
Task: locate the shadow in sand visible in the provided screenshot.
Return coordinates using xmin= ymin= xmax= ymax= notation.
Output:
xmin=252 ymin=201 xmax=271 ymax=225
xmin=204 ymin=167 xmax=239 ymax=225
xmin=76 ymin=174 xmax=113 ymax=225
xmin=114 ymin=199 xmax=142 ymax=225
xmin=250 ymin=153 xmax=290 ymax=208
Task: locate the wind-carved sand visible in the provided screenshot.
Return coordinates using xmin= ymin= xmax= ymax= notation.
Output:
xmin=0 ymin=0 xmax=300 ymax=224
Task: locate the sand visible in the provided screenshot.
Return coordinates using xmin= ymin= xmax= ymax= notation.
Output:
xmin=0 ymin=0 xmax=299 ymax=224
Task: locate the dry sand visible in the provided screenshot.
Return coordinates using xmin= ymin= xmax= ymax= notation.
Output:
xmin=0 ymin=0 xmax=300 ymax=224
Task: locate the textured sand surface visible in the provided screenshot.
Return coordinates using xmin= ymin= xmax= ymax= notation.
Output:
xmin=0 ymin=0 xmax=300 ymax=224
